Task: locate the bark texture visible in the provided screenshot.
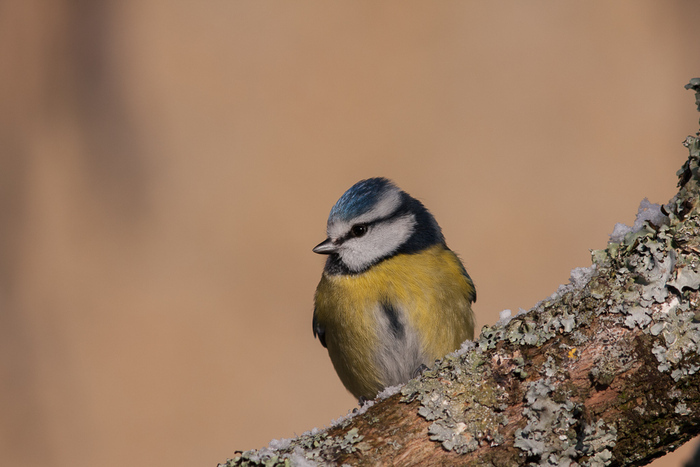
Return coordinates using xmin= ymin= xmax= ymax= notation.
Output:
xmin=221 ymin=81 xmax=700 ymax=466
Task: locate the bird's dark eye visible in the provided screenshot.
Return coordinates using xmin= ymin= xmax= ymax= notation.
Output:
xmin=350 ymin=224 xmax=368 ymax=238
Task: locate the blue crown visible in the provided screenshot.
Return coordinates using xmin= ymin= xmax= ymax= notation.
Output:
xmin=328 ymin=178 xmax=396 ymax=223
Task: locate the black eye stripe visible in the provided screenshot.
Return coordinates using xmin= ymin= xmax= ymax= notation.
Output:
xmin=342 ymin=196 xmax=411 ymax=241
xmin=343 ymin=208 xmax=409 ymax=240
xmin=341 ymin=221 xmax=373 ymax=241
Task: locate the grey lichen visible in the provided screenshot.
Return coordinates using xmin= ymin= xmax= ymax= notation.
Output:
xmin=513 ymin=379 xmax=580 ymax=465
xmin=581 ymin=420 xmax=617 ymax=467
xmin=685 ymin=77 xmax=700 ymax=114
xmin=675 ymin=402 xmax=692 ymax=416
xmin=584 ymin=131 xmax=700 ymax=388
xmin=513 ymin=360 xmax=617 ymax=467
xmin=479 ymin=298 xmax=583 ymax=353
xmin=401 ymin=351 xmax=509 ymax=454
xmin=648 ymin=294 xmax=700 ymax=379
xmin=218 ymin=422 xmax=369 ymax=467
xmin=624 ymin=306 xmax=651 ymax=330
xmin=668 ymin=265 xmax=700 ymax=293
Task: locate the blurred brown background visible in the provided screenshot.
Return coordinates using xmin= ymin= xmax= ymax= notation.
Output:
xmin=2 ymin=1 xmax=700 ymax=466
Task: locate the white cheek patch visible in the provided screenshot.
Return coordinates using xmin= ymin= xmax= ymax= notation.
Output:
xmin=339 ymin=214 xmax=416 ymax=272
xmin=326 ymin=187 xmax=402 ymax=239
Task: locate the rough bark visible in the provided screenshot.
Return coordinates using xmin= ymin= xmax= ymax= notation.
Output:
xmin=221 ymin=80 xmax=700 ymax=467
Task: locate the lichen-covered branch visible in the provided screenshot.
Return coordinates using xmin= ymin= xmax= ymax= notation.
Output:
xmin=221 ymin=80 xmax=700 ymax=467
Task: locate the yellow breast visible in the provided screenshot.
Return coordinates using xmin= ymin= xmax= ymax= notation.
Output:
xmin=314 ymin=244 xmax=475 ymax=400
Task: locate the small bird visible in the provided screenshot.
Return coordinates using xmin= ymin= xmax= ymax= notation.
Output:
xmin=312 ymin=178 xmax=476 ymax=401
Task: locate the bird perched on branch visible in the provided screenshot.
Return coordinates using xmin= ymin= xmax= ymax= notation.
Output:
xmin=312 ymin=177 xmax=476 ymax=401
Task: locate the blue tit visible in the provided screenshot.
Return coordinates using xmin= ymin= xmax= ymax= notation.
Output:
xmin=312 ymin=177 xmax=476 ymax=401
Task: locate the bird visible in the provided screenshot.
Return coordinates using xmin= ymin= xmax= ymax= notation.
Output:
xmin=312 ymin=177 xmax=476 ymax=401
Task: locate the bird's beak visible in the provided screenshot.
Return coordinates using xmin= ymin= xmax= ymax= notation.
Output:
xmin=313 ymin=238 xmax=337 ymax=254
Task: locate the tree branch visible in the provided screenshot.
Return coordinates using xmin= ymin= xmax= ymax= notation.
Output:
xmin=221 ymin=80 xmax=700 ymax=467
